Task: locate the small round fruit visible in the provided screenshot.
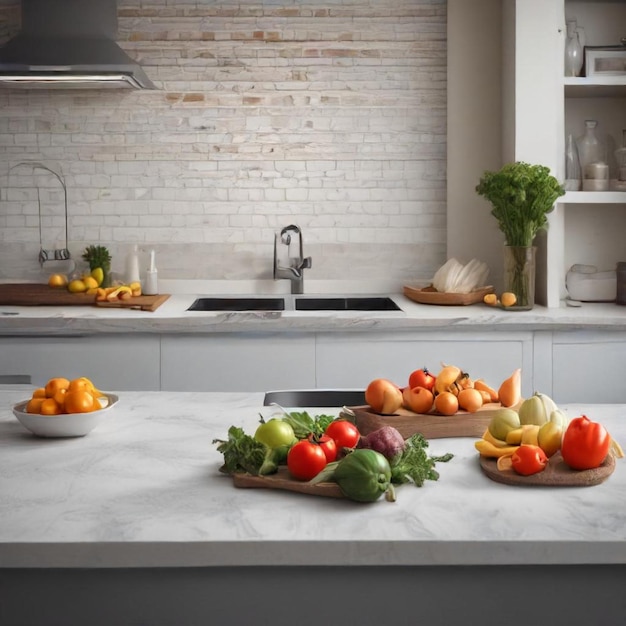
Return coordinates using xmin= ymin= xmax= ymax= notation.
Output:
xmin=48 ymin=273 xmax=68 ymax=288
xmin=40 ymin=398 xmax=62 ymax=415
xmin=26 ymin=397 xmax=45 ymax=414
xmin=64 ymin=390 xmax=97 ymax=414
xmin=68 ymin=279 xmax=87 ymax=293
xmin=501 ymin=292 xmax=517 ymax=307
xmin=44 ymin=377 xmax=70 ymax=398
xmin=457 ymin=388 xmax=483 ymax=413
xmin=82 ymin=276 xmax=99 ymax=290
xmin=483 ymin=293 xmax=498 ymax=306
xmin=434 ymin=391 xmax=459 ymax=416
xmin=254 ymin=419 xmax=296 ymax=449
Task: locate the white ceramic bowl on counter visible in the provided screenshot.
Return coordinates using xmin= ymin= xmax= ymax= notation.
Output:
xmin=12 ymin=393 xmax=119 ymax=438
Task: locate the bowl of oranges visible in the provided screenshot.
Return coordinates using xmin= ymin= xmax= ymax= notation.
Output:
xmin=12 ymin=376 xmax=118 ymax=438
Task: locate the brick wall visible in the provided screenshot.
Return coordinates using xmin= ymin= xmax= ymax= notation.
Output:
xmin=0 ymin=0 xmax=447 ymax=287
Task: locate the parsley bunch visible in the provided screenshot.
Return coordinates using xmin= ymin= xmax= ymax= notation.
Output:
xmin=476 ymin=162 xmax=565 ymax=247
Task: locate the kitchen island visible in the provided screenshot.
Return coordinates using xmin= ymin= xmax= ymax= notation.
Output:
xmin=1 ymin=386 xmax=624 ymax=625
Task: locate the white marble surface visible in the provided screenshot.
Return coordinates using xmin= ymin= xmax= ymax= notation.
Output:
xmin=0 ymin=285 xmax=625 ymax=335
xmin=0 ymin=386 xmax=624 ymax=569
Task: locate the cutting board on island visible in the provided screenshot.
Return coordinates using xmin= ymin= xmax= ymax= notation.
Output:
xmin=350 ymin=403 xmax=504 ymax=439
xmin=0 ymin=283 xmax=169 ymax=312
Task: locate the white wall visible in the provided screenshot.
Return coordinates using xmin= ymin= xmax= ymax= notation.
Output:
xmin=0 ymin=0 xmax=448 ymax=290
xmin=446 ymin=0 xmax=505 ymax=291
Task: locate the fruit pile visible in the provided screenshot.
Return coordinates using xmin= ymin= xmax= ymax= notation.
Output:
xmin=475 ymin=392 xmax=624 ymax=475
xmin=364 ymin=365 xmax=521 ymax=416
xmin=25 ymin=376 xmax=106 ymax=415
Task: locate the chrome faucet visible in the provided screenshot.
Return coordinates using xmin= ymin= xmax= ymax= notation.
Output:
xmin=273 ymin=224 xmax=312 ymax=294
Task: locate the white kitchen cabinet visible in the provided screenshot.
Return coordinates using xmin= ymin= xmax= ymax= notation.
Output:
xmin=552 ymin=330 xmax=626 ymax=402
xmin=509 ymin=0 xmax=626 ymax=307
xmin=315 ymin=331 xmax=534 ymax=397
xmin=0 ymin=336 xmax=161 ymax=390
xmin=160 ymin=333 xmax=316 ymax=392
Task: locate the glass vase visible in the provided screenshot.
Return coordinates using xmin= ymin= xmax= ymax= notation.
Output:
xmin=504 ymin=246 xmax=537 ymax=310
xmin=564 ymin=20 xmax=583 ymax=77
xmin=564 ymin=133 xmax=581 ymax=191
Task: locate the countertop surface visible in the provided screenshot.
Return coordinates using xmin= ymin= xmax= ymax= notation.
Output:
xmin=1 ymin=385 xmax=624 ymax=569
xmin=0 ymin=280 xmax=625 ymax=335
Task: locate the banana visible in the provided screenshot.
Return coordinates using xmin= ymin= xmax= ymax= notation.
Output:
xmin=482 ymin=429 xmax=511 ymax=448
xmin=475 ymin=439 xmax=520 ymax=458
xmin=505 ymin=427 xmax=523 ymax=445
xmin=435 ymin=365 xmax=462 ymax=395
xmin=520 ymin=424 xmax=540 ymax=446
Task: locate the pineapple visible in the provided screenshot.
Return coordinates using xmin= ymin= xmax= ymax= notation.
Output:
xmin=82 ymin=245 xmax=112 ymax=288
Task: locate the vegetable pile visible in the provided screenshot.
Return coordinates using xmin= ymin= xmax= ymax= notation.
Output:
xmin=213 ymin=412 xmax=453 ymax=504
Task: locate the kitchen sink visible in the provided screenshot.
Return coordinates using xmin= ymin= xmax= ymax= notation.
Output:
xmin=187 ymin=297 xmax=285 ymax=311
xmin=187 ymin=295 xmax=402 ymax=312
xmin=294 ymin=296 xmax=401 ymax=311
xmin=264 ymin=389 xmax=366 ymax=407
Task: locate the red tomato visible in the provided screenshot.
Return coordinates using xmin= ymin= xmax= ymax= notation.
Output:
xmin=561 ymin=415 xmax=610 ymax=470
xmin=310 ymin=434 xmax=337 ymax=463
xmin=324 ymin=420 xmax=361 ymax=450
xmin=408 ymin=367 xmax=436 ymax=392
xmin=287 ymin=440 xmax=328 ymax=480
xmin=511 ymin=445 xmax=548 ymax=476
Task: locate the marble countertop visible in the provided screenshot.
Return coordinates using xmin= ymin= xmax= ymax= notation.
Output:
xmin=0 ymin=281 xmax=625 ymax=335
xmin=1 ymin=386 xmax=624 ymax=569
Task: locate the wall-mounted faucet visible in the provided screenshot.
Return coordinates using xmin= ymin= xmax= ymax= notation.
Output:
xmin=273 ymin=224 xmax=312 ymax=294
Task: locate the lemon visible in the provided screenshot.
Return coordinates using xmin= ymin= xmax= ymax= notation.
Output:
xmin=68 ymin=279 xmax=87 ymax=293
xmin=48 ymin=273 xmax=68 ymax=288
xmin=90 ymin=267 xmax=104 ymax=286
xmin=82 ymin=276 xmax=99 ymax=290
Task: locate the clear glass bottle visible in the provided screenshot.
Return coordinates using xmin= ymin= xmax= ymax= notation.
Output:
xmin=564 ymin=19 xmax=583 ymax=77
xmin=564 ymin=133 xmax=581 ymax=190
xmin=577 ymin=120 xmax=606 ymax=173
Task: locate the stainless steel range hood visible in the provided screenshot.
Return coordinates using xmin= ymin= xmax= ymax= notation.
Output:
xmin=0 ymin=0 xmax=156 ymax=90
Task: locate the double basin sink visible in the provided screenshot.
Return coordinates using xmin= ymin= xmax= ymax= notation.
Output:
xmin=187 ymin=296 xmax=401 ymax=312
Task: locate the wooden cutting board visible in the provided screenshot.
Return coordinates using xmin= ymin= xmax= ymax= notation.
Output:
xmin=479 ymin=452 xmax=615 ymax=487
xmin=0 ymin=284 xmax=169 ymax=312
xmin=351 ymin=403 xmax=508 ymax=439
xmin=232 ymin=467 xmax=344 ymax=499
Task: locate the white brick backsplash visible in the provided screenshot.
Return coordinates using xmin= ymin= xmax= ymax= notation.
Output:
xmin=0 ymin=0 xmax=447 ymax=287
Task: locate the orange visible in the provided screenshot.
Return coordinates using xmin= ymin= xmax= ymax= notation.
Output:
xmin=501 ymin=292 xmax=517 ymax=308
xmin=26 ymin=397 xmax=45 ymax=414
xmin=32 ymin=387 xmax=47 ymax=399
xmin=434 ymin=391 xmax=459 ymax=416
xmin=64 ymin=389 xmax=97 ymax=414
xmin=48 ymin=273 xmax=68 ymax=288
xmin=53 ymin=388 xmax=67 ymax=411
xmin=458 ymin=388 xmax=483 ymax=413
xmin=69 ymin=377 xmax=103 ymax=398
xmin=45 ymin=377 xmax=70 ymax=398
xmin=40 ymin=398 xmax=62 ymax=415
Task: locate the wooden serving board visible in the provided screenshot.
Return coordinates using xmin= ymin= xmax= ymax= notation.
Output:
xmin=0 ymin=283 xmax=95 ymax=306
xmin=232 ymin=467 xmax=344 ymax=499
xmin=0 ymin=284 xmax=169 ymax=312
xmin=403 ymin=284 xmax=494 ymax=306
xmin=351 ymin=403 xmax=504 ymax=439
xmin=479 ymin=452 xmax=615 ymax=487
xmin=95 ymin=294 xmax=170 ymax=312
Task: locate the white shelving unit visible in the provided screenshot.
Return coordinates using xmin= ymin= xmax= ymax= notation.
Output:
xmin=510 ymin=0 xmax=626 ymax=307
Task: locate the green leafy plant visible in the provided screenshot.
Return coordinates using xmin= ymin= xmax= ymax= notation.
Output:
xmin=475 ymin=162 xmax=565 ymax=247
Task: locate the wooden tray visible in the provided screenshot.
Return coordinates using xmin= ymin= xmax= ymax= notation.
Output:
xmin=403 ymin=284 xmax=494 ymax=306
xmin=232 ymin=467 xmax=344 ymax=499
xmin=95 ymin=294 xmax=170 ymax=312
xmin=0 ymin=284 xmax=169 ymax=312
xmin=351 ymin=404 xmax=505 ymax=439
xmin=479 ymin=452 xmax=615 ymax=487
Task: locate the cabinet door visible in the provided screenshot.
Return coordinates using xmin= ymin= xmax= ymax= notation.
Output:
xmin=160 ymin=333 xmax=316 ymax=392
xmin=0 ymin=336 xmax=160 ymax=390
xmin=552 ymin=331 xmax=626 ymax=403
xmin=315 ymin=331 xmax=533 ymax=396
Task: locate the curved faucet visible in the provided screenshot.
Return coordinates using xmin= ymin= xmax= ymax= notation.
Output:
xmin=273 ymin=224 xmax=312 ymax=294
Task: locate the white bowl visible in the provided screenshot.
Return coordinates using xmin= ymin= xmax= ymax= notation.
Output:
xmin=12 ymin=393 xmax=119 ymax=438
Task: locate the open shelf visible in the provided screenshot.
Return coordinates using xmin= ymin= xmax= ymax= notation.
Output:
xmin=562 ymin=191 xmax=626 ymax=203
xmin=564 ymin=76 xmax=626 ymax=98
